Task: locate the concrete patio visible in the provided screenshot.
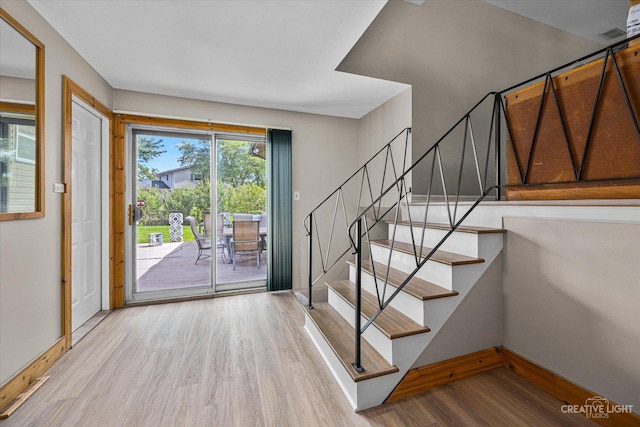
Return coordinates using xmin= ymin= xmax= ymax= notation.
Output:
xmin=136 ymin=240 xmax=266 ymax=292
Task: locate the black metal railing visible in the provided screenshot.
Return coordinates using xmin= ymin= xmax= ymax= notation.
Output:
xmin=304 ymin=127 xmax=412 ymax=309
xmin=307 ymin=35 xmax=640 ymax=372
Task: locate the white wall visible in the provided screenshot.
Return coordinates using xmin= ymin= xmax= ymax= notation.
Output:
xmin=503 ymin=217 xmax=640 ymax=413
xmin=0 ymin=75 xmax=34 ymax=102
xmin=0 ymin=0 xmax=112 ymax=385
xmin=113 ymin=89 xmax=361 ymax=292
xmin=338 ymin=0 xmax=600 ymax=195
xmin=422 ymin=201 xmax=640 ymax=414
xmin=357 ymin=87 xmax=411 ymax=166
xmin=356 ymin=88 xmax=412 ymax=212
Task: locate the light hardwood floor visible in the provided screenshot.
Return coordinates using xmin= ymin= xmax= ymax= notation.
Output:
xmin=0 ymin=292 xmax=594 ymax=426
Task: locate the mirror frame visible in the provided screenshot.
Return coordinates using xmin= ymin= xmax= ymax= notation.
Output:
xmin=0 ymin=8 xmax=45 ymax=220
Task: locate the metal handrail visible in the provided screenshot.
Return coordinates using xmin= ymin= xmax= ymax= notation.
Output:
xmin=307 ymin=34 xmax=640 ymax=371
xmin=304 ymin=127 xmax=412 ymax=308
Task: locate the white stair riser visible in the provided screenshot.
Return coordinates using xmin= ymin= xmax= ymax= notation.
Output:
xmin=304 ymin=312 xmax=406 ymax=411
xmin=328 ymin=287 xmax=431 ymax=368
xmin=351 ymin=257 xmax=490 ymax=326
xmin=389 ymin=225 xmax=504 ymax=263
xmin=407 ymin=204 xmax=472 ymax=225
xmin=369 ymin=245 xmax=454 ymax=290
xmin=327 ymin=288 xmax=393 ymax=363
xmin=350 ymin=264 xmax=425 ymax=325
xmin=388 ymin=224 xmax=478 ymax=257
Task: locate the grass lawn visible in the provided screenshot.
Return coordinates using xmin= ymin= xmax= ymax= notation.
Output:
xmin=136 ymin=225 xmax=195 ymax=244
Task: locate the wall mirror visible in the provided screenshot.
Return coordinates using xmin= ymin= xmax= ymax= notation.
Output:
xmin=0 ymin=8 xmax=44 ymax=220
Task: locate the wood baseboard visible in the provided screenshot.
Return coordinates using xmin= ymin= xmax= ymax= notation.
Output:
xmin=387 ymin=347 xmax=639 ymax=426
xmin=0 ymin=338 xmax=65 ymax=413
xmin=502 ymin=349 xmax=640 ymax=427
xmin=385 ymin=347 xmax=503 ymax=402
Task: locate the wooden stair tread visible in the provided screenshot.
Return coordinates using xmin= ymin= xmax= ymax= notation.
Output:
xmin=327 ymin=280 xmax=430 ymax=339
xmin=371 ymin=240 xmax=484 ymax=265
xmin=347 ymin=259 xmax=458 ymax=301
xmin=304 ymin=303 xmax=399 ymax=382
xmin=389 ymin=220 xmax=506 ymax=234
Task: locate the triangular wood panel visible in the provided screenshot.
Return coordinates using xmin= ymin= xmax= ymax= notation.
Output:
xmin=504 ymin=44 xmax=640 ymax=199
xmin=525 ymin=81 xmax=577 ymax=184
xmin=581 ymin=59 xmax=640 ymax=180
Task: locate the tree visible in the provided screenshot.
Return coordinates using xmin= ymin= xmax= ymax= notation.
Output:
xmin=177 ymin=140 xmax=210 ymax=180
xmin=215 ymin=140 xmax=265 ymax=188
xmin=177 ymin=139 xmax=266 ymax=189
xmin=137 ymin=136 xmax=166 ymax=180
xmin=216 ymin=181 xmax=265 ymax=214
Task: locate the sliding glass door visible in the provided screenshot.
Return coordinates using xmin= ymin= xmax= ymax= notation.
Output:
xmin=124 ymin=126 xmax=267 ymax=302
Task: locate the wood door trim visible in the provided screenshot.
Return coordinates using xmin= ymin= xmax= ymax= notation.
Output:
xmin=112 ymin=114 xmax=266 ymax=307
xmin=62 ymin=76 xmax=113 ymax=351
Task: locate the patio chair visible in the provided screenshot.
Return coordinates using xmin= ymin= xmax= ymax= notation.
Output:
xmin=216 ymin=213 xmax=229 ymax=263
xmin=201 ymin=211 xmax=212 ymax=238
xmin=233 ymin=213 xmax=253 ymax=222
xmin=186 ymin=216 xmax=211 ymax=264
xmin=230 ymin=220 xmax=261 ymax=271
xmin=253 ymin=213 xmax=267 ymax=250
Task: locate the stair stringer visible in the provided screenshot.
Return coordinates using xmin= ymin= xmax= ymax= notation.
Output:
xmin=410 ymin=255 xmax=502 ymax=368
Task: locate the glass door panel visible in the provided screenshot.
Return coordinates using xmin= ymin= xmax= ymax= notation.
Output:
xmin=214 ymin=136 xmax=267 ymax=292
xmin=129 ymin=129 xmax=214 ymax=301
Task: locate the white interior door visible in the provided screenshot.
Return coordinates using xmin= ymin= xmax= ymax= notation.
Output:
xmin=71 ymin=100 xmax=103 ymax=330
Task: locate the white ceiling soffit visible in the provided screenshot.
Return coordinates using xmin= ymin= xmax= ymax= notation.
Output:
xmin=27 ymin=0 xmax=409 ymax=119
xmin=482 ymin=0 xmax=631 ymax=45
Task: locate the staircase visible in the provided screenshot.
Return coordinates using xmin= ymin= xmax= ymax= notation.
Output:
xmin=303 ymin=217 xmax=504 ymax=410
xmin=301 ymin=36 xmax=640 ymax=412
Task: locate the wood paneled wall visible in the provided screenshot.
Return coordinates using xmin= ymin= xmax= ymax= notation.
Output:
xmin=505 ymin=44 xmax=640 ymax=200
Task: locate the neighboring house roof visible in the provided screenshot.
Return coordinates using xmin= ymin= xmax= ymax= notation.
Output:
xmin=138 ymin=179 xmax=170 ymax=189
xmin=155 ymin=165 xmax=192 ymax=175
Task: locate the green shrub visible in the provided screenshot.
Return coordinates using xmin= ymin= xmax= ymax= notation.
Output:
xmin=217 ymin=182 xmax=266 ymax=214
xmin=136 ymin=179 xmax=266 ymax=227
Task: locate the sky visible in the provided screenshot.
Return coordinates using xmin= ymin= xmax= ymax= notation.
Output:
xmin=141 ymin=136 xmax=205 ymax=173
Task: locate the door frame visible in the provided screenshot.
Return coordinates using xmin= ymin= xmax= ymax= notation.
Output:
xmin=62 ymin=76 xmax=113 ymax=350
xmin=112 ymin=114 xmax=266 ymax=307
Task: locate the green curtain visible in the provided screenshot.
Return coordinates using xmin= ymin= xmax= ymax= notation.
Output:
xmin=266 ymin=129 xmax=292 ymax=291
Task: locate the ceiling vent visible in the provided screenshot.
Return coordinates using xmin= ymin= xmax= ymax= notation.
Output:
xmin=599 ymin=27 xmax=627 ymax=41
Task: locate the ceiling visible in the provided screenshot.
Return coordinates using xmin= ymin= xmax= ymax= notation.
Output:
xmin=27 ymin=0 xmax=409 ymax=119
xmin=482 ymin=0 xmax=630 ymax=45
xmin=26 ymin=0 xmax=631 ymax=119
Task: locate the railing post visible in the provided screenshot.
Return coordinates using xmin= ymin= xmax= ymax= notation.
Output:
xmin=352 ymin=217 xmax=365 ymax=373
xmin=307 ymin=212 xmax=313 ymax=309
xmin=494 ymin=93 xmax=502 ymax=201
